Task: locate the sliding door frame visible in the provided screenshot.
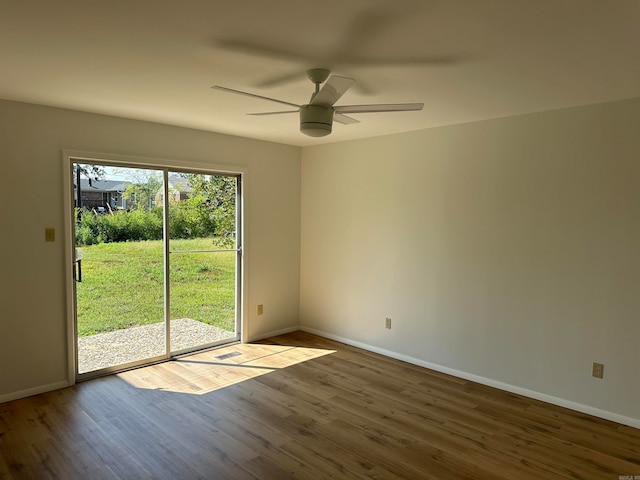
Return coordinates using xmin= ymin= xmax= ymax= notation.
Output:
xmin=62 ymin=150 xmax=247 ymax=385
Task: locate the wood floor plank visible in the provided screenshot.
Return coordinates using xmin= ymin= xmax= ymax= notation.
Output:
xmin=1 ymin=331 xmax=639 ymax=479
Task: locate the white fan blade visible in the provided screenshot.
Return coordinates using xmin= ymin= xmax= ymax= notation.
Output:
xmin=334 ymin=113 xmax=360 ymax=125
xmin=212 ymin=85 xmax=300 ymax=109
xmin=248 ymin=110 xmax=299 ymax=116
xmin=311 ymin=75 xmax=354 ymax=107
xmin=335 ymin=103 xmax=424 ymax=114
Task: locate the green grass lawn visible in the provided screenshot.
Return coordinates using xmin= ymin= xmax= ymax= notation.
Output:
xmin=76 ymin=238 xmax=236 ymax=336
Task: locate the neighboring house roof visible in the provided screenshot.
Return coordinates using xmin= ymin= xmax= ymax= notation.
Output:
xmin=167 ymin=176 xmax=192 ymax=194
xmin=76 ymin=179 xmax=131 ymax=192
xmin=155 ymin=176 xmax=193 ymax=197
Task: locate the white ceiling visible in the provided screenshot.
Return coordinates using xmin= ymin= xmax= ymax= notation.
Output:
xmin=2 ymin=0 xmax=639 ymax=147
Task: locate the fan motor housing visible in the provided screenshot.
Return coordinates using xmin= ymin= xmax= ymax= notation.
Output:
xmin=300 ymin=105 xmax=333 ymax=137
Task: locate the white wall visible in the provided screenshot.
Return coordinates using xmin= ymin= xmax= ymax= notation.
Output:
xmin=301 ymin=98 xmax=640 ymax=424
xmin=3 ymin=96 xmax=640 ymax=426
xmin=0 ymin=100 xmax=301 ymax=399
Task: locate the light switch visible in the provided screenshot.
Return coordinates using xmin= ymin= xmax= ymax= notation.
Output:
xmin=45 ymin=228 xmax=55 ymax=242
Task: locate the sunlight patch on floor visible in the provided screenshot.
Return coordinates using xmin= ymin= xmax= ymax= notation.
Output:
xmin=118 ymin=343 xmax=335 ymax=395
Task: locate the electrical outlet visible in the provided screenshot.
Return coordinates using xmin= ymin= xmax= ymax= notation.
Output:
xmin=257 ymin=304 xmax=264 ymax=316
xmin=592 ymin=362 xmax=604 ymax=379
xmin=45 ymin=228 xmax=55 ymax=242
xmin=385 ymin=317 xmax=392 ymax=329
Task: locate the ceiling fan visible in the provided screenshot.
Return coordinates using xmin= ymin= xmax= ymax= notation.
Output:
xmin=214 ymin=10 xmax=463 ymax=92
xmin=212 ymin=68 xmax=424 ymax=137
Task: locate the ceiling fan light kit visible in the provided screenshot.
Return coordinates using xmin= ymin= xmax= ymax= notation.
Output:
xmin=212 ymin=68 xmax=423 ymax=138
xmin=300 ymin=105 xmax=333 ymax=137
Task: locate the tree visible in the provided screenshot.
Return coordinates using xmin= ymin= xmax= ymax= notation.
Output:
xmin=166 ymin=173 xmax=237 ymax=242
xmin=187 ymin=174 xmax=237 ymax=239
xmin=123 ymin=174 xmax=162 ymax=211
xmin=76 ymin=163 xmax=105 ymax=181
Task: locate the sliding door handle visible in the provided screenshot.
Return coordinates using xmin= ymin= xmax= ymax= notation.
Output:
xmin=74 ymin=259 xmax=82 ymax=283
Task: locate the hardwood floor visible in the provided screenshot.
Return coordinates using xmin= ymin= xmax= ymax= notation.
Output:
xmin=1 ymin=331 xmax=639 ymax=479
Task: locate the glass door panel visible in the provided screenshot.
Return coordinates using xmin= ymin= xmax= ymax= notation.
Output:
xmin=74 ymin=163 xmax=166 ymax=375
xmin=167 ymin=172 xmax=240 ymax=354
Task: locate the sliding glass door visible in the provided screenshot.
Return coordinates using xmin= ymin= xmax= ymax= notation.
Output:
xmin=167 ymin=171 xmax=240 ymax=354
xmin=71 ymin=161 xmax=241 ymax=378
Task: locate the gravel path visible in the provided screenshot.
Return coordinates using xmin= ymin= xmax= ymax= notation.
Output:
xmin=78 ymin=318 xmax=235 ymax=374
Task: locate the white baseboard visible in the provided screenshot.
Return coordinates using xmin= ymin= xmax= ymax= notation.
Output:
xmin=247 ymin=326 xmax=299 ymax=343
xmin=0 ymin=380 xmax=71 ymax=404
xmin=300 ymin=326 xmax=640 ymax=429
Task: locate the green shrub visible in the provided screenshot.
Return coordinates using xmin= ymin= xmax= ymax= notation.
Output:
xmin=75 ymin=208 xmax=163 ymax=245
xmin=168 ymin=196 xmax=216 ymax=239
xmin=75 ymin=200 xmax=217 ymax=246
